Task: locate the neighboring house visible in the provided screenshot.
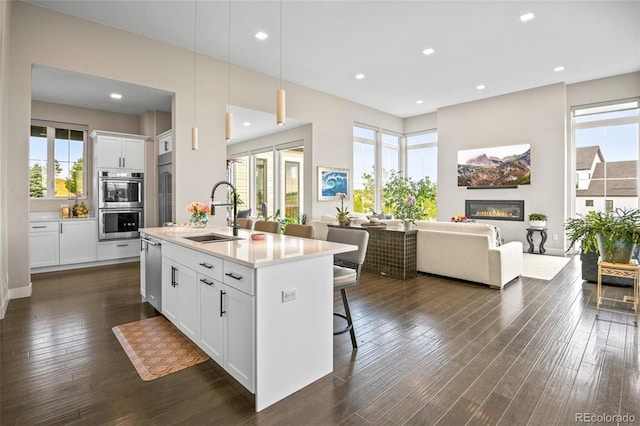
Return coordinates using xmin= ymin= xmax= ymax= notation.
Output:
xmin=575 ymin=146 xmax=638 ymax=215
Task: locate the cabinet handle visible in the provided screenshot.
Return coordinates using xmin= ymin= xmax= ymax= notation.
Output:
xmin=225 ymin=272 xmax=242 ymax=281
xmin=116 ymin=244 xmax=128 ymax=247
xmin=220 ymin=290 xmax=226 ymax=317
xmin=200 ymin=278 xmax=214 ymax=286
xmin=118 ymin=157 xmax=122 ymax=168
xmin=31 ymin=225 xmax=47 ymax=229
xmin=199 ymin=262 xmax=214 ymax=269
xmin=60 ymin=223 xmax=63 ymax=234
xmin=171 ymin=266 xmax=177 ymax=287
xmin=164 ymin=140 xmax=168 ymax=151
xmin=122 ymin=157 xmax=125 ymax=168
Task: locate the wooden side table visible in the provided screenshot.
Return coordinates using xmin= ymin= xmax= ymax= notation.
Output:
xmin=596 ymin=261 xmax=639 ymax=325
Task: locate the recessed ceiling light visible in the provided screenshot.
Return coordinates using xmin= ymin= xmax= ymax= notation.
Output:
xmin=554 ymin=66 xmax=565 ymax=72
xmin=110 ymin=93 xmax=122 ymax=99
xmin=416 ymin=100 xmax=424 ymax=104
xmin=255 ymin=31 xmax=268 ymax=40
xmin=242 ymin=122 xmax=252 ymax=127
xmin=476 ymin=85 xmax=486 ymax=90
xmin=422 ymin=48 xmax=435 ymax=56
xmin=520 ymin=12 xmax=535 ymax=22
xmin=355 ymin=74 xmax=365 ymax=80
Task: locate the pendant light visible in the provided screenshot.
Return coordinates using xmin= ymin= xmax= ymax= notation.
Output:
xmin=225 ymin=0 xmax=232 ymax=142
xmin=191 ymin=0 xmax=199 ymax=150
xmin=276 ymin=0 xmax=285 ymax=126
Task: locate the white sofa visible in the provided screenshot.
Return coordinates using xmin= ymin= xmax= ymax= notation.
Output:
xmin=414 ymin=221 xmax=522 ymax=289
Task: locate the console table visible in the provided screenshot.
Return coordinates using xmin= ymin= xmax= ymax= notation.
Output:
xmin=597 ymin=261 xmax=638 ymax=325
xmin=526 ymin=227 xmax=547 ymax=254
xmin=328 ymin=224 xmax=417 ymax=280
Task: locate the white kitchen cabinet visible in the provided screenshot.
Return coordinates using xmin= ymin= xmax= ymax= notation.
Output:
xmin=29 ymin=222 xmax=60 ymax=268
xmin=162 ymin=257 xmax=180 ymax=324
xmin=161 ymin=244 xmax=200 ymax=341
xmin=97 ymin=240 xmax=139 ymax=261
xmin=198 ymin=274 xmax=224 ymax=365
xmin=59 ymin=220 xmax=97 ymax=264
xmin=30 ymin=219 xmax=97 ymax=268
xmin=160 ymin=241 xmax=254 ymax=391
xmin=91 ymin=130 xmax=146 ymax=171
xmin=157 ymin=130 xmax=172 ymax=155
xmin=223 ymin=284 xmax=254 ymax=391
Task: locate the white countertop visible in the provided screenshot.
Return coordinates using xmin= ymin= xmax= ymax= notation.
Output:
xmin=30 ymin=212 xmax=96 ymax=222
xmin=140 ymin=226 xmax=356 ymax=268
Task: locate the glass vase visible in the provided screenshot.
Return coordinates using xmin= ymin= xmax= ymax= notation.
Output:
xmin=190 ymin=213 xmax=208 ymax=228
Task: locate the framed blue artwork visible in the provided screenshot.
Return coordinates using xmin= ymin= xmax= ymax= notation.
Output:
xmin=318 ymin=166 xmax=349 ymax=200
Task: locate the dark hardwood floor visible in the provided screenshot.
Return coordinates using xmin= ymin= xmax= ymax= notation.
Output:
xmin=1 ymin=257 xmax=639 ymax=425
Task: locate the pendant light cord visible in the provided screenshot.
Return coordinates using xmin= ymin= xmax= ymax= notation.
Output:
xmin=279 ymin=0 xmax=283 ymax=90
xmin=228 ymin=0 xmax=231 ymax=112
xmin=193 ymin=0 xmax=198 ymax=128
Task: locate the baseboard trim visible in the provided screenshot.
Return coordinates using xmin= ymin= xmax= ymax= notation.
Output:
xmin=31 ymin=258 xmax=138 ymax=274
xmin=9 ymin=282 xmax=32 ymax=300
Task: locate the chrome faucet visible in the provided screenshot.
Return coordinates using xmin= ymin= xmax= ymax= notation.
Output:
xmin=210 ymin=180 xmax=239 ymax=236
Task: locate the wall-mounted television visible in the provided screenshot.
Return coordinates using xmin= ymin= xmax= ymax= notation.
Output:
xmin=457 ymin=143 xmax=531 ymax=188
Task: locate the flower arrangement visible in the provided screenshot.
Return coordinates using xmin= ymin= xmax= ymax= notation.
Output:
xmin=396 ymin=194 xmax=418 ymax=224
xmin=335 ymin=192 xmax=350 ymax=225
xmin=187 ymin=201 xmax=211 ymax=216
xmin=451 ymin=214 xmax=473 ymax=223
xmin=186 ymin=201 xmax=211 ymax=227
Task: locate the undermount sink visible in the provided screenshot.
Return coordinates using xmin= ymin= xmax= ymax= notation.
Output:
xmin=183 ymin=233 xmax=242 ymax=243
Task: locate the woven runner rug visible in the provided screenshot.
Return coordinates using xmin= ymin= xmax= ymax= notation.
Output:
xmin=112 ymin=316 xmax=209 ymax=381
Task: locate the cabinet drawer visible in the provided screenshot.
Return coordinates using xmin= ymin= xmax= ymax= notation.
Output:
xmin=195 ymin=252 xmax=223 ymax=281
xmin=98 ymin=240 xmax=140 ymax=261
xmin=30 ymin=221 xmax=59 ymax=233
xmin=223 ymin=261 xmax=255 ymax=295
xmin=162 ymin=242 xmax=195 ymax=268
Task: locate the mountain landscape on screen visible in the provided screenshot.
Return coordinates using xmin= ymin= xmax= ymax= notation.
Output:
xmin=457 ymin=144 xmax=531 ymax=187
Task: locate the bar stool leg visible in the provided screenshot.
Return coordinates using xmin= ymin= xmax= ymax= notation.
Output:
xmin=341 ymin=288 xmax=358 ymax=349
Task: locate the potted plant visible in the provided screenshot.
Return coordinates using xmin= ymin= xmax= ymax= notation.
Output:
xmin=565 ymin=208 xmax=640 ymax=264
xmin=528 ymin=213 xmax=547 ymax=228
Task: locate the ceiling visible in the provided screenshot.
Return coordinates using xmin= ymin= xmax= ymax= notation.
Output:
xmin=26 ymin=1 xmax=640 ymax=125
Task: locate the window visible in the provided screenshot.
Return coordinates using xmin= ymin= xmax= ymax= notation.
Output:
xmin=585 ymin=200 xmax=594 ymax=207
xmin=229 ymin=155 xmax=249 ymax=212
xmin=406 ymin=131 xmax=438 ymax=183
xmin=353 ymin=125 xmax=438 ymax=217
xmin=353 ymin=126 xmax=376 ymax=213
xmin=573 ymin=100 xmax=639 ymax=215
xmin=30 ymin=122 xmax=87 ymax=199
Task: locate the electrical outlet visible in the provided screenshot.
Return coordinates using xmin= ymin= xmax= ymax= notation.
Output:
xmin=282 ymin=288 xmax=297 ymax=303
xmin=553 ymin=234 xmax=558 ymax=241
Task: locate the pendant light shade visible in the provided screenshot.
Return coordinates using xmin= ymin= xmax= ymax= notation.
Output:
xmin=225 ymin=111 xmax=233 ymax=141
xmin=191 ymin=127 xmax=198 ymax=150
xmin=276 ymin=89 xmax=285 ymax=126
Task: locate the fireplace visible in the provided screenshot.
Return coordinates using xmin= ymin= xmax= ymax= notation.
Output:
xmin=465 ymin=200 xmax=524 ymax=221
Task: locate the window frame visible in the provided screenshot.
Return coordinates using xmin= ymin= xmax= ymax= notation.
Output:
xmin=29 ymin=120 xmax=88 ymax=200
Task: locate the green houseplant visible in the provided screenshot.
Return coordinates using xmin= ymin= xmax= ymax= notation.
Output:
xmin=529 ymin=213 xmax=547 ymax=228
xmin=565 ymin=208 xmax=640 ymax=263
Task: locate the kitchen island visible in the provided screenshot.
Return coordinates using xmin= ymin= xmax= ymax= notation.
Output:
xmin=139 ymin=226 xmax=355 ymax=411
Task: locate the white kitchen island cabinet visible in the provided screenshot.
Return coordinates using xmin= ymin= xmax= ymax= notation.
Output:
xmin=140 ymin=226 xmax=355 ymax=412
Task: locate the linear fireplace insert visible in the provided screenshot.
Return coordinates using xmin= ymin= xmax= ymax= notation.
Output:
xmin=465 ymin=200 xmax=524 ymax=221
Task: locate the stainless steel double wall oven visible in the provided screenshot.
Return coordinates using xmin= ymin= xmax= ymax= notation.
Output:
xmin=98 ymin=170 xmax=144 ymax=240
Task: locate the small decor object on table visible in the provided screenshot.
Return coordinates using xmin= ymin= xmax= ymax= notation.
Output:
xmin=336 ymin=192 xmax=350 ymax=226
xmin=528 ymin=213 xmax=547 ymax=228
xmin=187 ymin=201 xmax=211 ymax=228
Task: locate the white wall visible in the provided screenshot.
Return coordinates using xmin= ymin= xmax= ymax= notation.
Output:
xmin=437 ymin=84 xmax=567 ymax=254
xmin=0 ymin=0 xmax=11 ymax=317
xmin=6 ymin=2 xmax=402 ymax=297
